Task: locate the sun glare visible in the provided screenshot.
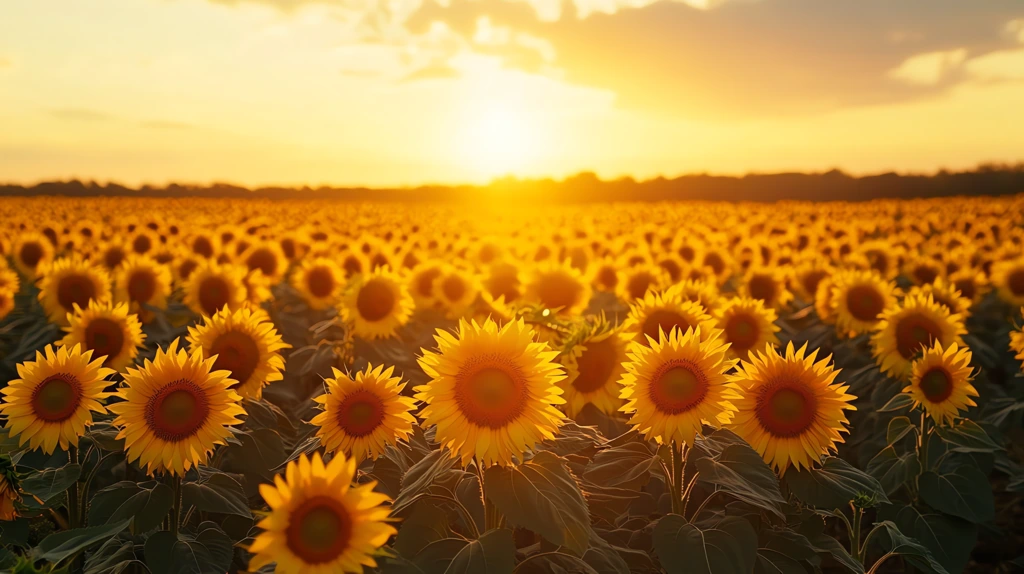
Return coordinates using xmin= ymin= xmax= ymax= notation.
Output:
xmin=458 ymin=102 xmax=541 ymax=180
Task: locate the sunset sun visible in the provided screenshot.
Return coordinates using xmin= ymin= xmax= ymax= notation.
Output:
xmin=459 ymin=101 xmax=542 ymax=179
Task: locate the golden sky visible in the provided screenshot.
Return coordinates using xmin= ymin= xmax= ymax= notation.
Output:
xmin=1 ymin=0 xmax=1024 ymax=187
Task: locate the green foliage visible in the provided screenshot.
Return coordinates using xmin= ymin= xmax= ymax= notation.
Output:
xmin=653 ymin=514 xmax=757 ymax=574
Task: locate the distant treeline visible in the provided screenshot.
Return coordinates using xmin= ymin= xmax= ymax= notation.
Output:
xmin=3 ymin=164 xmax=1024 ymax=202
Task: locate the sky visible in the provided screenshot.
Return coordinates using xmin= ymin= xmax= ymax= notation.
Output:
xmin=1 ymin=0 xmax=1024 ymax=187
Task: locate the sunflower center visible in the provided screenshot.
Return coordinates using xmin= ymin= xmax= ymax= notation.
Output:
xmin=85 ymin=318 xmax=125 ymax=364
xmin=342 ymin=256 xmax=363 ymax=278
xmin=748 ymin=275 xmax=776 ymax=305
xmin=31 ymin=374 xmax=82 ymax=422
xmin=441 ymin=275 xmax=467 ymax=302
xmin=285 ymin=496 xmax=353 ymax=565
xmin=572 ymin=338 xmax=618 ymax=393
xmin=20 ymin=242 xmax=44 ymax=268
xmin=846 ymin=285 xmax=884 ymax=322
xmin=104 ymin=248 xmax=125 ymax=270
xmin=57 ymin=273 xmax=97 ymax=312
xmin=537 ymin=273 xmax=583 ymax=310
xmin=356 ymin=279 xmax=396 ymax=321
xmin=199 ymin=276 xmax=231 ymax=316
xmin=455 ymin=363 xmax=527 ymax=428
xmin=145 ymin=380 xmax=211 ymax=442
xmin=336 ymin=389 xmax=386 ymax=437
xmin=912 ymin=265 xmax=938 ymax=285
xmin=801 ymin=270 xmax=828 ymax=297
xmin=192 ymin=236 xmax=214 ymax=258
xmin=626 ymin=272 xmax=654 ymax=300
xmin=894 ymin=314 xmax=942 ymax=359
xmin=597 ymin=267 xmax=618 ymax=289
xmin=649 ymin=363 xmax=708 ymax=414
xmin=953 ymin=279 xmax=975 ymax=301
xmin=211 ymin=330 xmax=261 ymax=388
xmin=416 ymin=268 xmax=442 ymax=298
xmin=919 ymin=368 xmax=954 ymax=403
xmin=128 ymin=270 xmax=157 ymax=304
xmin=704 ymin=253 xmax=724 ymax=275
xmin=306 ymin=267 xmax=336 ymax=299
xmin=132 ymin=234 xmax=152 ymax=254
xmin=641 ymin=309 xmax=692 ymax=342
xmin=725 ymin=314 xmax=759 ymax=353
xmin=1009 ymin=269 xmax=1024 ymax=296
xmin=866 ymin=251 xmax=888 ymax=275
xmin=756 ymin=382 xmax=817 ymax=437
xmin=246 ymin=248 xmax=278 ymax=277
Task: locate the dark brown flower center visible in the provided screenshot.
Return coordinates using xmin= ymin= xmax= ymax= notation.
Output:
xmin=85 ymin=318 xmax=125 ymax=365
xmin=356 ymin=279 xmax=396 ymax=321
xmin=919 ymin=367 xmax=953 ymax=403
xmin=145 ymin=379 xmax=211 ymax=442
xmin=336 ymin=389 xmax=386 ymax=437
xmin=454 ymin=362 xmax=527 ymax=428
xmin=572 ymin=337 xmax=618 ymax=393
xmin=32 ymin=373 xmax=82 ymax=422
xmin=649 ymin=362 xmax=708 ymax=414
xmin=57 ymin=273 xmax=97 ymax=313
xmin=285 ymin=496 xmax=353 ymax=565
xmin=211 ymin=330 xmax=261 ymax=388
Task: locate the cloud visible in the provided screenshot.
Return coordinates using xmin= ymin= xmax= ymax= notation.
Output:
xmin=49 ymin=108 xmax=114 ymax=122
xmin=889 ymin=49 xmax=968 ymax=86
xmin=403 ymin=62 xmax=461 ymax=81
xmin=404 ymin=0 xmax=1024 ymax=116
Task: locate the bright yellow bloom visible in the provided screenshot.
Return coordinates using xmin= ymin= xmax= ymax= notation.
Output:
xmin=60 ymin=300 xmax=146 ymax=372
xmin=187 ymin=307 xmax=289 ymax=400
xmin=560 ymin=316 xmax=629 ymax=417
xmin=871 ymin=293 xmax=966 ymax=380
xmin=339 ymin=267 xmax=414 ymax=339
xmin=906 ymin=342 xmax=977 ymax=425
xmin=37 ymin=256 xmax=112 ymax=326
xmin=713 ymin=297 xmax=781 ymax=360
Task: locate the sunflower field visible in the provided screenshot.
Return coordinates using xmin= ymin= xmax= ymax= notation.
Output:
xmin=0 ymin=196 xmax=1022 ymax=574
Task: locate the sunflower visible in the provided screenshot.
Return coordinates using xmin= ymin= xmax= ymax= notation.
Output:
xmin=903 ymin=255 xmax=944 ymax=286
xmin=129 ymin=229 xmax=160 ymax=256
xmin=668 ymin=279 xmax=720 ymax=315
xmin=0 ymin=288 xmax=14 ymax=322
xmin=113 ymin=254 xmax=172 ymax=323
xmin=908 ymin=278 xmax=971 ymax=318
xmin=617 ymin=264 xmax=669 ymax=302
xmin=338 ymin=268 xmax=414 ymax=339
xmin=60 ymin=301 xmax=145 ymax=372
xmin=0 ymin=265 xmax=20 ymax=293
xmin=871 ymin=293 xmax=966 ymax=380
xmin=740 ymin=266 xmax=794 ymax=311
xmin=524 ymin=261 xmax=592 ymax=316
xmin=728 ymin=342 xmax=856 ymax=475
xmin=243 ymin=269 xmax=273 ymax=308
xmin=37 ymin=257 xmax=112 ymax=326
xmin=481 ymin=260 xmax=522 ymax=303
xmin=1010 ymin=312 xmax=1024 ymax=370
xmin=311 ymin=364 xmax=418 ymax=463
xmin=619 ymin=327 xmax=738 ymax=446
xmin=12 ymin=232 xmax=54 ymax=277
xmin=790 ymin=259 xmax=833 ymax=303
xmin=560 ymin=316 xmax=629 ymax=417
xmin=620 ymin=288 xmax=719 ymax=346
xmin=431 ymin=265 xmax=480 ymax=318
xmin=829 ymin=269 xmax=899 ymax=337
xmin=416 ymin=318 xmax=565 ymax=466
xmin=242 ymin=241 xmax=287 ymax=283
xmin=906 ymin=342 xmax=977 ymax=425
xmin=291 ymin=257 xmax=345 ymax=311
xmin=0 ymin=344 xmax=114 ymax=454
xmin=247 ymin=452 xmax=395 ymax=574
xmin=187 ymin=307 xmax=289 ymax=400
xmin=407 ymin=260 xmax=445 ymax=309
xmin=94 ymin=241 xmax=129 ymax=272
xmin=713 ymin=297 xmax=780 ymax=360
xmin=588 ymin=257 xmax=621 ymax=293
xmin=0 ymin=455 xmax=21 ymax=521
xmin=109 ymin=339 xmax=245 ymax=476
xmin=813 ymin=275 xmax=837 ymax=324
xmin=990 ymin=258 xmax=1024 ymax=306
xmin=183 ymin=261 xmax=248 ymax=317
xmin=948 ymin=267 xmax=989 ymax=306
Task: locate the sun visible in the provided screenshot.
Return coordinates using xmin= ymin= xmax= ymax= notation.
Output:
xmin=459 ymin=101 xmax=541 ymax=178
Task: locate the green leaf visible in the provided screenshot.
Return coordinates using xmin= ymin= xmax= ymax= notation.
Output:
xmin=696 ymin=443 xmax=786 ymax=519
xmin=885 ymin=416 xmax=917 ymax=446
xmin=88 ymin=481 xmax=173 ymax=534
xmin=144 ymin=521 xmax=234 ymax=574
xmin=891 ymin=505 xmax=976 ymax=574
xmin=919 ymin=466 xmax=994 ymax=523
xmin=393 ymin=449 xmax=458 ymax=515
xmin=784 ymin=457 xmax=889 ymax=509
xmin=413 ymin=538 xmax=470 ymax=574
xmin=85 ymin=422 xmax=126 ymax=452
xmin=755 ymin=528 xmax=819 ymax=574
xmin=582 ymin=528 xmax=631 ymax=574
xmin=934 ymin=420 xmax=1001 ymax=453
xmin=395 ymin=499 xmax=452 ymax=558
xmin=444 ymin=528 xmax=515 ymax=574
xmin=653 ymin=514 xmax=757 ymax=574
xmin=878 ymin=393 xmax=914 ymax=413
xmin=33 ymin=519 xmax=132 ymax=565
xmin=0 ymin=518 xmax=30 ymax=547
xmin=182 ymin=471 xmax=250 ymax=518
xmin=514 ymin=552 xmax=599 ymax=574
xmin=485 ymin=451 xmax=590 ymax=555
xmin=870 ymin=521 xmax=949 ymax=574
xmin=83 ymin=536 xmax=142 ymax=574
xmin=19 ymin=464 xmax=81 ymax=506
xmin=582 ymin=441 xmax=659 ymax=490
xmin=866 ymin=446 xmax=921 ymax=496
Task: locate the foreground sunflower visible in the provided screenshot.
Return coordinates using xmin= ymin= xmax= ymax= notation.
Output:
xmin=620 ymin=288 xmax=719 ymax=346
xmin=247 ymin=452 xmax=395 ymax=574
xmin=340 ymin=268 xmax=414 ymax=339
xmin=291 ymin=257 xmax=345 ymax=310
xmin=906 ymin=342 xmax=977 ymax=425
xmin=37 ymin=257 xmax=112 ymax=326
xmin=713 ymin=297 xmax=780 ymax=360
xmin=740 ymin=266 xmax=794 ymax=311
xmin=416 ymin=318 xmax=565 ymax=466
xmin=187 ymin=307 xmax=289 ymax=400
xmin=60 ymin=301 xmax=146 ymax=372
xmin=311 ymin=364 xmax=418 ymax=463
xmin=829 ymin=269 xmax=898 ymax=337
xmin=109 ymin=339 xmax=245 ymax=476
xmin=113 ymin=254 xmax=172 ymax=323
xmin=871 ymin=293 xmax=966 ymax=380
xmin=0 ymin=344 xmax=114 ymax=454
xmin=619 ymin=327 xmax=738 ymax=446
xmin=560 ymin=317 xmax=629 ymax=418
xmin=728 ymin=342 xmax=856 ymax=475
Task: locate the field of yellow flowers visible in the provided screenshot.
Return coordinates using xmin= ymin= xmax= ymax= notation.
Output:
xmin=0 ymin=196 xmax=1022 ymax=573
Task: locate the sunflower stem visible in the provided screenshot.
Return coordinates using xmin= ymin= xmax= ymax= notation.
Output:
xmin=671 ymin=441 xmax=685 ymax=515
xmin=169 ymin=474 xmax=182 ymax=538
xmin=67 ymin=446 xmax=79 ymax=529
xmin=849 ymin=503 xmax=863 ymax=564
xmin=919 ymin=412 xmax=930 ymax=472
